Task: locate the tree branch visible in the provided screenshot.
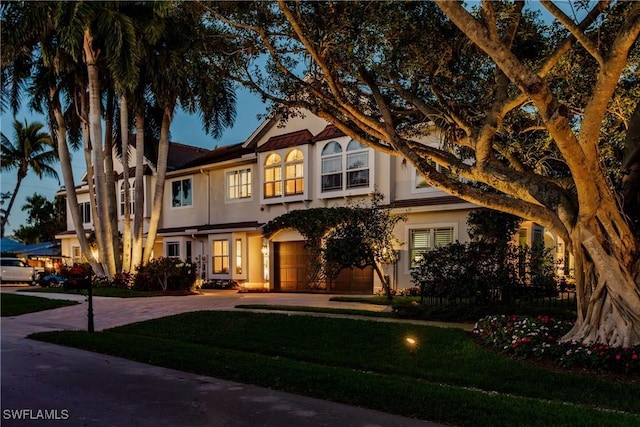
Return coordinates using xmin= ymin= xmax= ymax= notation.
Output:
xmin=540 ymin=0 xmax=603 ymax=67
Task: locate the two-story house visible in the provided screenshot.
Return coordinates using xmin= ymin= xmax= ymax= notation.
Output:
xmin=57 ymin=109 xmax=571 ymax=293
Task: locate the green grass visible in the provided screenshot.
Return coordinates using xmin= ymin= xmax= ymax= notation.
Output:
xmin=1 ymin=292 xmax=79 ymax=316
xmin=19 ymin=287 xmax=169 ymax=298
xmin=31 ymin=311 xmax=639 ymax=426
xmin=235 ymin=304 xmax=392 ymax=318
xmin=331 ymin=295 xmax=402 ymax=305
xmin=332 ymin=295 xmax=577 ymax=321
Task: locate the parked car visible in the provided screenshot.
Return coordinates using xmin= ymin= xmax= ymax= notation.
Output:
xmin=0 ymin=257 xmax=36 ymax=284
xmin=37 ymin=272 xmax=68 ymax=288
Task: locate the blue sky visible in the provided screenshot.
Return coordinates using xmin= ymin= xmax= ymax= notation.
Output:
xmin=0 ymin=87 xmax=268 ymax=237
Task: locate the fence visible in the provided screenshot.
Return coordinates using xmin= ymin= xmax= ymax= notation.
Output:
xmin=420 ymin=288 xmax=577 ymax=309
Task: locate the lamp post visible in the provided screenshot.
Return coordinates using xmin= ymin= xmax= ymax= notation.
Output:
xmin=87 ymin=273 xmax=94 ymax=333
xmin=88 ymin=250 xmax=98 ymax=333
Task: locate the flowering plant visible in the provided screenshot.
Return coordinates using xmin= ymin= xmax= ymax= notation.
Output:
xmin=374 ymin=286 xmax=421 ymax=297
xmin=59 ymin=263 xmax=93 ymax=279
xmin=474 ymin=314 xmax=640 ymax=374
xmin=474 ymin=314 xmax=572 ymax=359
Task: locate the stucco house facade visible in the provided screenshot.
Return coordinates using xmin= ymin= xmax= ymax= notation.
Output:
xmin=57 ymin=110 xmax=568 ymax=293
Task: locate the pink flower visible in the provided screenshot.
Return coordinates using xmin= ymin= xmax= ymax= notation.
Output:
xmin=616 ymin=354 xmax=621 ymax=360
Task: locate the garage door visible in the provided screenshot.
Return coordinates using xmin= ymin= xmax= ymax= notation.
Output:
xmin=331 ymin=266 xmax=374 ymax=294
xmin=274 ymin=241 xmax=374 ymax=293
xmin=274 ymin=241 xmax=310 ymax=291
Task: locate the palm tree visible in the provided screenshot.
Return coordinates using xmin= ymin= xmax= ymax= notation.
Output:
xmin=142 ymin=2 xmax=237 ymax=264
xmin=0 ymin=120 xmax=58 ymax=237
xmin=1 ymin=1 xmax=105 ymax=276
xmin=3 ymin=2 xmax=237 ymax=273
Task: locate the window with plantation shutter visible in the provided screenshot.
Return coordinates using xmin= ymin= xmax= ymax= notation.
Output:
xmin=434 ymin=228 xmax=454 ymax=247
xmin=409 ymin=227 xmax=455 ymax=268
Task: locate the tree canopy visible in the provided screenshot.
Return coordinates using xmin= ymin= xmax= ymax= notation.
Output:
xmin=213 ymin=0 xmax=640 ymax=347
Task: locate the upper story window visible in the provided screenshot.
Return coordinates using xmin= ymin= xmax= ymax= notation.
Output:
xmin=264 ymin=153 xmax=282 ymax=199
xmin=415 ymin=169 xmax=429 ymax=189
xmin=227 ymin=168 xmax=252 ymax=201
xmin=346 ymin=140 xmax=369 ymax=189
xmin=80 ymin=202 xmax=91 ymax=224
xmin=171 ymin=177 xmax=192 ymax=208
xmin=321 ymin=140 xmax=371 ymax=194
xmin=120 ymin=181 xmax=135 ymax=215
xmin=284 ymin=149 xmax=304 ymax=196
xmin=414 ymin=160 xmax=452 ymax=191
xmin=321 ymin=142 xmax=343 ymax=192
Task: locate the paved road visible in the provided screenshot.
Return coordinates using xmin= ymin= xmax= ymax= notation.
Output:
xmin=1 ymin=288 xmax=447 ymax=426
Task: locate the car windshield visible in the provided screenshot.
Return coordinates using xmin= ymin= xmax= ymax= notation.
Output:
xmin=1 ymin=259 xmax=27 ymax=267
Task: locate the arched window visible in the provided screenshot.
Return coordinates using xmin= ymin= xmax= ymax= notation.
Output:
xmin=346 ymin=140 xmax=369 ymax=188
xmin=120 ymin=181 xmax=135 ymax=215
xmin=264 ymin=153 xmax=282 ymax=198
xmin=284 ymin=149 xmax=304 ymax=195
xmin=321 ymin=141 xmax=343 ymax=192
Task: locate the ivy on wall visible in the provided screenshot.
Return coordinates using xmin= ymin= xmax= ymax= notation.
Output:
xmin=263 ymin=193 xmax=405 ymax=294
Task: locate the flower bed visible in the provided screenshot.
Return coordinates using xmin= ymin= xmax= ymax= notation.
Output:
xmin=474 ymin=314 xmax=640 ymax=375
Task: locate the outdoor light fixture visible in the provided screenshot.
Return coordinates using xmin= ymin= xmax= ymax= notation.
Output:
xmin=261 ymin=244 xmax=269 ymax=282
xmin=406 ymin=337 xmax=417 ymax=346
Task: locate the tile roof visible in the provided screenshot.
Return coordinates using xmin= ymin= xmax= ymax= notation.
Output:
xmin=157 ymin=221 xmax=263 ymax=235
xmin=313 ymin=124 xmax=346 ymax=142
xmin=179 ymin=143 xmax=255 ymax=169
xmin=385 ymin=196 xmax=468 ymax=209
xmin=116 ymin=164 xmax=154 ymax=180
xmin=256 ymin=129 xmax=314 ymax=153
xmin=167 ymin=142 xmax=211 ymax=170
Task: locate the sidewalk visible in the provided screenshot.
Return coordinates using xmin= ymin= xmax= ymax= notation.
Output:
xmin=1 ymin=288 xmax=448 ymax=427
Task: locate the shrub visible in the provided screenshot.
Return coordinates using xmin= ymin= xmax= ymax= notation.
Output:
xmin=111 ymin=271 xmax=135 ymax=289
xmin=133 ymin=257 xmax=196 ymax=292
xmin=374 ymin=286 xmax=420 ymax=297
xmin=58 ymin=263 xmax=93 ymax=279
xmin=411 ymin=242 xmax=557 ymax=303
xmin=200 ymin=279 xmax=238 ymax=290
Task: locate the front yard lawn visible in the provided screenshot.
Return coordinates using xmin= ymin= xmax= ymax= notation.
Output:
xmin=18 ymin=287 xmax=186 ymax=298
xmin=31 ymin=311 xmax=639 ymax=427
xmin=1 ymin=293 xmax=79 ymax=316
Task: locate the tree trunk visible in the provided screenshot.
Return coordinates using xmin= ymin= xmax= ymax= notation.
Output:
xmin=103 ymin=96 xmax=121 ymax=273
xmin=84 ymin=29 xmax=116 ymax=277
xmin=120 ymin=95 xmax=132 ymax=272
xmin=130 ymin=111 xmax=145 ymax=270
xmin=143 ymin=106 xmax=172 ymax=264
xmin=1 ymin=171 xmax=25 ymax=237
xmin=561 ymin=220 xmax=640 ymax=347
xmin=49 ymin=86 xmax=103 ymax=276
xmin=80 ymin=89 xmax=102 ymax=272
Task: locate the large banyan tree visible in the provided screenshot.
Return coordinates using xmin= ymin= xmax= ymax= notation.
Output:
xmin=210 ymin=0 xmax=640 ymax=347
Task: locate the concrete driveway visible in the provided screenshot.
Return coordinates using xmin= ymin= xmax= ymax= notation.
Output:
xmin=1 ymin=288 xmax=445 ymax=426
